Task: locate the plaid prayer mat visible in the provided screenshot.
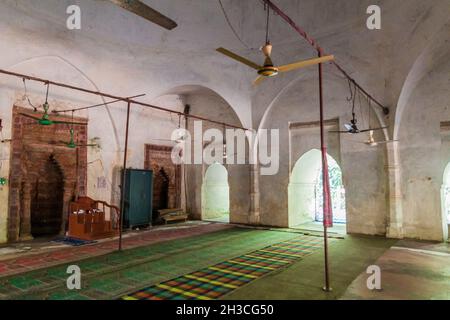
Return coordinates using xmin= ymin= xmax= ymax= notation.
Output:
xmin=121 ymin=234 xmax=334 ymax=300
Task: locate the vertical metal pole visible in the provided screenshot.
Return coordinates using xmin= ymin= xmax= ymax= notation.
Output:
xmin=118 ymin=101 xmax=131 ymax=251
xmin=318 ymin=49 xmax=331 ymax=292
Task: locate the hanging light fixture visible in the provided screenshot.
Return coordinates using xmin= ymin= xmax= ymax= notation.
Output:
xmin=67 ymin=128 xmax=77 ymax=149
xmin=175 ymin=114 xmax=186 ymax=143
xmin=38 ymin=83 xmax=53 ymax=126
xmin=222 ymin=125 xmax=227 ymax=159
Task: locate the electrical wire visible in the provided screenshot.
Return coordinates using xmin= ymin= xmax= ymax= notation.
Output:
xmin=22 ymin=78 xmax=38 ymax=112
xmin=218 ymin=0 xmax=257 ymax=50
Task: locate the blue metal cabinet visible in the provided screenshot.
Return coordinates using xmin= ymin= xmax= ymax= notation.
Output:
xmin=123 ymin=169 xmax=153 ymax=229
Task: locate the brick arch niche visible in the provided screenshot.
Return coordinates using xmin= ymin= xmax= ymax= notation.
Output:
xmin=144 ymin=144 xmax=181 ymax=214
xmin=8 ymin=106 xmax=87 ymax=241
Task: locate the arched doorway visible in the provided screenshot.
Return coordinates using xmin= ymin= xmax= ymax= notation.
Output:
xmin=30 ymin=155 xmax=64 ymax=237
xmin=154 ymin=167 xmax=170 ymax=211
xmin=288 ymin=149 xmax=346 ymax=228
xmin=440 ymin=163 xmax=450 ymax=239
xmin=201 ymin=163 xmax=230 ymax=223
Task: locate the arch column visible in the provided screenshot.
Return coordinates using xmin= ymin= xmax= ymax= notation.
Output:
xmin=248 ymin=163 xmax=261 ymax=224
xmin=386 ymin=141 xmax=404 ymax=238
xmin=440 ymin=185 xmax=449 ymax=240
xmin=60 ymin=180 xmax=76 ymax=235
xmin=19 ymin=181 xmax=33 ymax=241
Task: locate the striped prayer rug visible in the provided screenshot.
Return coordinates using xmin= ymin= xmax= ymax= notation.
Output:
xmin=121 ymin=234 xmax=333 ymax=300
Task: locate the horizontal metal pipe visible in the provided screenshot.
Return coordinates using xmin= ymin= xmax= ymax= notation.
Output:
xmin=0 ymin=68 xmax=250 ymax=130
xmin=53 ymin=94 xmax=146 ymax=114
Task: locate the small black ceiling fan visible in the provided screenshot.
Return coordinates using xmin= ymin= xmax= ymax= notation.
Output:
xmin=330 ymin=81 xmax=387 ymax=135
xmin=330 ymin=113 xmax=387 ymax=135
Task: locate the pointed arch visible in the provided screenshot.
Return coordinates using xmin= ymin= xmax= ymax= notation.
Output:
xmin=201 ymin=162 xmax=230 ymax=222
xmin=288 ymin=149 xmax=346 ymax=227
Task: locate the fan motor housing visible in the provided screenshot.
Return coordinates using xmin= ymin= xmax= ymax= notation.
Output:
xmin=258 ymin=66 xmax=279 ymax=77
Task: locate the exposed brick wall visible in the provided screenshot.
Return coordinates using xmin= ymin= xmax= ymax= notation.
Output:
xmin=7 ymin=106 xmax=88 ymax=241
xmin=144 ymin=144 xmax=181 ymax=211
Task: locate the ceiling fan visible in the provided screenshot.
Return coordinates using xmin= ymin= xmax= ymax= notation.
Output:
xmin=217 ymin=46 xmax=334 ymax=85
xmin=330 ymin=113 xmax=387 ymax=135
xmin=19 ymin=104 xmax=88 ymax=127
xmin=216 ymin=5 xmax=334 ymax=85
xmin=56 ymin=128 xmax=98 ymax=149
xmin=107 ymin=0 xmax=177 ymax=30
xmin=20 ymin=84 xmax=88 ymax=127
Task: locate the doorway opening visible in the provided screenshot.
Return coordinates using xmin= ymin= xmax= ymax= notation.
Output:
xmin=201 ymin=162 xmax=230 ymax=223
xmin=289 ymin=149 xmax=346 ymax=230
xmin=30 ymin=155 xmax=64 ymax=237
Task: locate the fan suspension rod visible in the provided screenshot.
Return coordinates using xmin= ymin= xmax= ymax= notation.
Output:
xmin=261 ymin=0 xmax=389 ymax=115
xmin=0 ymin=68 xmax=250 ymax=131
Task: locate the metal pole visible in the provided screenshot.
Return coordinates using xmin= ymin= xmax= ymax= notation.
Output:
xmin=118 ymin=101 xmax=131 ymax=251
xmin=318 ymin=49 xmax=331 ymax=292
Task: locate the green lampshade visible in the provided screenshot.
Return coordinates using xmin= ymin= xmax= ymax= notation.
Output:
xmin=0 ymin=178 xmax=7 ymax=186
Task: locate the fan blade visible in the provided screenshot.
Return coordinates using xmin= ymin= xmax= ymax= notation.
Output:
xmin=53 ymin=120 xmax=88 ymax=126
xmin=278 ymin=55 xmax=334 ymax=73
xmin=19 ymin=113 xmax=41 ymax=121
xmin=149 ymin=138 xmax=175 ymax=142
xmin=216 ymin=48 xmax=261 ymax=70
xmin=329 ymin=130 xmax=351 ymax=134
xmin=107 ymin=0 xmax=177 ymax=30
xmin=359 ymin=127 xmax=388 ymax=133
xmin=253 ymin=76 xmax=266 ymax=86
xmin=76 ymin=144 xmax=98 ymax=147
xmin=19 ymin=113 xmax=87 ymax=126
xmin=373 ymin=140 xmax=399 ymax=145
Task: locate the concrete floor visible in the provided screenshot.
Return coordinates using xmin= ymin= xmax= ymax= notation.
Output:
xmin=341 ymin=240 xmax=450 ymax=300
xmin=291 ymin=221 xmax=347 ymax=236
xmin=203 ymin=214 xmax=230 ymax=223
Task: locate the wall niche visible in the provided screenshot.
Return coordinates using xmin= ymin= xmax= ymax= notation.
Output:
xmin=7 ymin=106 xmax=88 ymax=241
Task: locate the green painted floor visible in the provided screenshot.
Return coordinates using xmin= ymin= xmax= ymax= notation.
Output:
xmin=0 ymin=227 xmax=396 ymax=300
xmin=0 ymin=228 xmax=299 ymax=300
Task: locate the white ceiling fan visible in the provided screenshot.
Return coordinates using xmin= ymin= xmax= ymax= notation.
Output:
xmin=360 ymin=130 xmax=398 ymax=147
